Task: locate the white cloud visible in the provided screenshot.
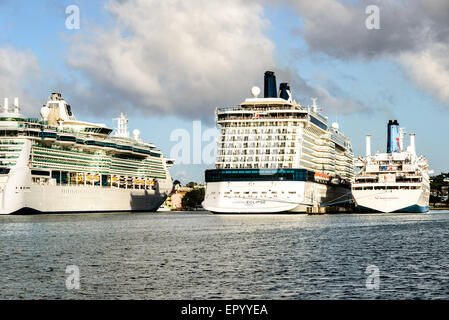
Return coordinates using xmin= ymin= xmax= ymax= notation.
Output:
xmin=65 ymin=0 xmax=369 ymax=118
xmin=282 ymin=0 xmax=449 ymax=110
xmin=399 ymin=43 xmax=449 ymax=105
xmin=67 ymin=0 xmax=275 ymax=118
xmin=0 ymin=46 xmax=41 ymax=114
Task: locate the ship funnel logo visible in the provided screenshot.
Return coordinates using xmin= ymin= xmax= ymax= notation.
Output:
xmin=387 ymin=120 xmax=401 ymax=153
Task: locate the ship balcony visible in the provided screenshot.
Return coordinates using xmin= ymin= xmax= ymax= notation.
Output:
xmin=217 ymin=115 xmax=308 ymax=122
xmin=216 ymin=105 xmax=302 ymax=113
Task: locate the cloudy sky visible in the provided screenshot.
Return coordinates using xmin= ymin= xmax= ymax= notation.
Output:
xmin=1 ymin=0 xmax=448 ymax=183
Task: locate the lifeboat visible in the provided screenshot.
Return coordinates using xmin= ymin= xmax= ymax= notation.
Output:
xmin=314 ymin=172 xmax=330 ymax=180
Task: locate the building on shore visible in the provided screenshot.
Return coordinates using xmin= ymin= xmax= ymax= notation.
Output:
xmin=160 ymin=184 xmax=206 ymax=210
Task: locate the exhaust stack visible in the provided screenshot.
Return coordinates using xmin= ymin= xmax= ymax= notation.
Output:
xmin=409 ymin=134 xmax=416 ymax=155
xmin=264 ymin=71 xmax=277 ymax=98
xmin=365 ymin=134 xmax=371 ymax=157
xmin=387 ymin=120 xmax=401 ymax=153
xmin=3 ymin=98 xmax=8 ymax=113
xmin=279 ymin=82 xmax=291 ymax=101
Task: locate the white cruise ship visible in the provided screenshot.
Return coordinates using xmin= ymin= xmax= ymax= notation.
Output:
xmin=352 ymin=120 xmax=430 ymax=213
xmin=0 ymin=93 xmax=173 ymax=214
xmin=202 ymin=71 xmax=354 ymax=213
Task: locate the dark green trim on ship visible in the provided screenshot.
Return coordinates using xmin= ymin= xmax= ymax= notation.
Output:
xmin=205 ymin=168 xmax=316 ymax=182
xmin=356 ymin=205 xmax=429 ymax=213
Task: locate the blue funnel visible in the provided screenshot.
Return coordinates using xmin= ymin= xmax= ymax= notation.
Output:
xmin=387 ymin=120 xmax=401 ymax=153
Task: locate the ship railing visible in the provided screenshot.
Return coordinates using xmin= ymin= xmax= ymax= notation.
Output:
xmin=217 ymin=105 xmax=302 ymax=112
xmin=217 ymin=116 xmax=308 ymax=121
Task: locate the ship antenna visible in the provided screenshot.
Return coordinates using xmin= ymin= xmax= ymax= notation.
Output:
xmin=114 ymin=112 xmax=130 ymax=138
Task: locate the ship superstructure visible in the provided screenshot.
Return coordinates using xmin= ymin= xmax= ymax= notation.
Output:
xmin=352 ymin=120 xmax=430 ymax=213
xmin=0 ymin=93 xmax=173 ymax=214
xmin=202 ymin=71 xmax=354 ymax=213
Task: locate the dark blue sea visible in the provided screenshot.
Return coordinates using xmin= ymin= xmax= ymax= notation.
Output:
xmin=1 ymin=210 xmax=448 ymax=299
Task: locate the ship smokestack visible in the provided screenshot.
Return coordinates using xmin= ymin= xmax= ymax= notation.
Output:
xmin=387 ymin=120 xmax=400 ymax=153
xmin=13 ymin=97 xmax=19 ymax=114
xmin=264 ymin=71 xmax=277 ymax=98
xmin=279 ymin=82 xmax=290 ymax=101
xmin=365 ymin=134 xmax=371 ymax=157
xmin=3 ymin=98 xmax=8 ymax=113
xmin=409 ymin=133 xmax=416 ymax=155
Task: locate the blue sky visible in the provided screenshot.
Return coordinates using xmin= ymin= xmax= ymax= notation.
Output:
xmin=1 ymin=0 xmax=448 ymax=184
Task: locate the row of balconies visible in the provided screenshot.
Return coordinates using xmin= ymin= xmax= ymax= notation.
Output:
xmin=217 ymin=156 xmax=296 ymax=162
xmin=219 ymin=142 xmax=298 ymax=148
xmin=216 ymin=163 xmax=296 ymax=169
xmin=221 ymin=135 xmax=298 ymax=142
xmin=222 ymin=128 xmax=298 ymax=135
xmin=217 ymin=149 xmax=299 ymax=156
xmin=220 ymin=121 xmax=306 ymax=128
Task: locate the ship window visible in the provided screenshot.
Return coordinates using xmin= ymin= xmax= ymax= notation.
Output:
xmin=52 ymin=171 xmax=61 ymax=185
xmin=31 ymin=170 xmax=50 ymax=176
xmin=0 ymin=168 xmax=11 ymax=174
xmin=205 ymin=168 xmax=314 ymax=182
xmin=61 ymin=172 xmax=69 ymax=185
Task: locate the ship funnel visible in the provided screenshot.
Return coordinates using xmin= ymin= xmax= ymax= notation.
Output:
xmin=279 ymin=83 xmax=291 ymax=101
xmin=365 ymin=134 xmax=371 ymax=157
xmin=3 ymin=98 xmax=8 ymax=113
xmin=409 ymin=133 xmax=416 ymax=155
xmin=387 ymin=120 xmax=401 ymax=153
xmin=264 ymin=71 xmax=277 ymax=98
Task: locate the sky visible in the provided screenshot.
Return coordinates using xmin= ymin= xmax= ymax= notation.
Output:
xmin=1 ymin=0 xmax=448 ymax=184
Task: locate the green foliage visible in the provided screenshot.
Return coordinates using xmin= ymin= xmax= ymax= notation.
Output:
xmin=430 ymin=173 xmax=449 ymax=205
xmin=182 ymin=188 xmax=205 ymax=210
xmin=186 ymin=181 xmax=197 ymax=188
xmin=430 ymin=173 xmax=449 ymax=190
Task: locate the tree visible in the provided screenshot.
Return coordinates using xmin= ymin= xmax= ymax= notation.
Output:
xmin=186 ymin=181 xmax=197 ymax=188
xmin=430 ymin=173 xmax=449 ymax=205
xmin=430 ymin=173 xmax=449 ymax=190
xmin=181 ymin=188 xmax=205 ymax=210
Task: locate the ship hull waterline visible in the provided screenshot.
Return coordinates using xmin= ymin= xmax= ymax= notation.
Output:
xmin=203 ymin=180 xmax=352 ymax=214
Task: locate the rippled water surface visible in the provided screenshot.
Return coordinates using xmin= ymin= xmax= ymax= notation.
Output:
xmin=1 ymin=210 xmax=448 ymax=299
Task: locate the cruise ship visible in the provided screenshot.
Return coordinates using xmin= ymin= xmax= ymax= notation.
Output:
xmin=202 ymin=71 xmax=354 ymax=213
xmin=0 ymin=93 xmax=173 ymax=214
xmin=352 ymin=120 xmax=430 ymax=213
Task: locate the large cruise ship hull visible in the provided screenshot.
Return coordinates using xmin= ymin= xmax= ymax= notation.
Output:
xmin=203 ymin=180 xmax=351 ymax=214
xmin=0 ymin=168 xmax=172 ymax=215
xmin=0 ymin=185 xmax=170 ymax=215
xmin=352 ymin=187 xmax=430 ymax=213
xmin=1 ymin=186 xmax=169 ymax=215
